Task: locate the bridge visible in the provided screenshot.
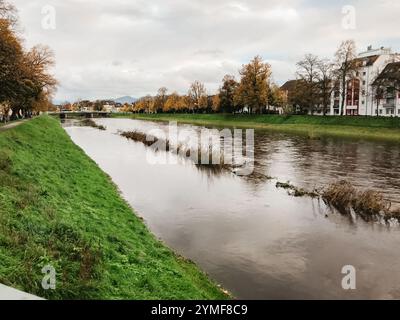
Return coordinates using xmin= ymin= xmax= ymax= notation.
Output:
xmin=49 ymin=111 xmax=111 ymax=119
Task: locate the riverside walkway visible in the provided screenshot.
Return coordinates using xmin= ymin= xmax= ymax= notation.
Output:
xmin=0 ymin=284 xmax=43 ymax=300
xmin=0 ymin=119 xmax=29 ymax=132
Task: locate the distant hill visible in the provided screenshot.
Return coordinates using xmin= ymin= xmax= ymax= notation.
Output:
xmin=52 ymin=96 xmax=137 ymax=105
xmin=113 ymin=96 xmax=137 ymax=104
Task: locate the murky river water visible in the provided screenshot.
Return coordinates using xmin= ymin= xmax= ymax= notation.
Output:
xmin=63 ymin=118 xmax=400 ymax=299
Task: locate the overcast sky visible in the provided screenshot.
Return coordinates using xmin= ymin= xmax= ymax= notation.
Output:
xmin=11 ymin=0 xmax=400 ymax=102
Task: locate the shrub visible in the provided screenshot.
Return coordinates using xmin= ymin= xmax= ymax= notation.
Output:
xmin=322 ymin=180 xmax=392 ymax=220
xmin=322 ymin=180 xmax=357 ymax=214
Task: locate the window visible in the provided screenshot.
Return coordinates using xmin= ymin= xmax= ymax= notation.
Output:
xmin=387 ymin=87 xmax=395 ymax=97
xmin=363 ymin=81 xmax=366 ymax=85
xmin=398 ymin=109 xmax=400 ymax=114
xmin=380 ymin=109 xmax=383 ymax=114
xmin=362 ymin=100 xmax=365 ymax=104
xmin=363 ymin=72 xmax=366 ymax=76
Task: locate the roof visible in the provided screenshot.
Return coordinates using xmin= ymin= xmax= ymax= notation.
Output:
xmin=280 ymin=80 xmax=300 ymax=91
xmin=372 ymin=62 xmax=400 ymax=86
xmin=353 ymin=55 xmax=380 ymax=67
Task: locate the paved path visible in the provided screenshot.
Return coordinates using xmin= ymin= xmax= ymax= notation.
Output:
xmin=0 ymin=119 xmax=29 ymax=132
xmin=0 ymin=284 xmax=43 ymax=300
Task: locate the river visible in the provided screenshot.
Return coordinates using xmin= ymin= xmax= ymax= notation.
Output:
xmin=63 ymin=118 xmax=400 ymax=299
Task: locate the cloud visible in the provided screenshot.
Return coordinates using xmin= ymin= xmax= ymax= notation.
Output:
xmin=11 ymin=0 xmax=400 ymax=101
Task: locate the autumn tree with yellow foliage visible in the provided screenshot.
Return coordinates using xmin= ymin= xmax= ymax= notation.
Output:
xmin=128 ymin=56 xmax=278 ymax=115
xmin=0 ymin=0 xmax=57 ymax=121
xmin=234 ymin=56 xmax=272 ymax=114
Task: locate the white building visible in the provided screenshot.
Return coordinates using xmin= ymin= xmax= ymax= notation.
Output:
xmin=103 ymin=104 xmax=123 ymax=113
xmin=331 ymin=46 xmax=400 ymax=117
xmin=372 ymin=62 xmax=400 ymax=117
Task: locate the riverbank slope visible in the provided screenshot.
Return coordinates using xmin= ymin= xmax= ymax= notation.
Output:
xmin=115 ymin=114 xmax=400 ymax=142
xmin=0 ymin=116 xmax=227 ymax=299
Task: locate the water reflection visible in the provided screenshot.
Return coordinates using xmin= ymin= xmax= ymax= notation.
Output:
xmin=63 ymin=118 xmax=400 ymax=299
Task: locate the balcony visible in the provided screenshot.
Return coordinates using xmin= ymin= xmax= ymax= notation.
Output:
xmin=383 ymin=99 xmax=396 ymax=108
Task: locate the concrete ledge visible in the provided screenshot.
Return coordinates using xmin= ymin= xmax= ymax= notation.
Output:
xmin=0 ymin=284 xmax=43 ymax=300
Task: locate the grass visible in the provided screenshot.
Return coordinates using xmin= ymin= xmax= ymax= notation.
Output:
xmin=121 ymin=131 xmax=167 ymax=148
xmin=0 ymin=116 xmax=228 ymax=300
xmin=112 ymin=113 xmax=400 ymax=142
xmin=275 ymin=181 xmax=319 ymax=198
xmin=273 ymin=179 xmax=400 ymax=223
xmin=322 ymin=180 xmax=399 ymax=222
xmin=120 ymin=130 xmax=232 ymax=173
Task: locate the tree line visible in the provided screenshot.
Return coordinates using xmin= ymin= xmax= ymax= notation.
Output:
xmin=0 ymin=0 xmax=57 ymax=121
xmin=1 ymin=0 xmax=386 ymax=118
xmin=120 ymin=40 xmax=365 ymax=116
xmin=123 ymin=56 xmax=286 ymax=115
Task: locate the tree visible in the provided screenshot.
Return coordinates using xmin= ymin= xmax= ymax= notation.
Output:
xmin=0 ymin=0 xmax=17 ymax=28
xmin=143 ymin=95 xmax=155 ymax=113
xmin=287 ymin=80 xmax=310 ymax=114
xmin=0 ymin=19 xmax=23 ymax=106
xmin=79 ymin=100 xmax=93 ymax=111
xmin=0 ymin=101 xmax=11 ymax=121
xmin=155 ymin=87 xmax=168 ymax=113
xmin=235 ymin=56 xmax=271 ymax=114
xmin=71 ymin=101 xmax=81 ymax=112
xmin=188 ymin=80 xmax=207 ymax=113
xmin=93 ymin=101 xmax=104 ymax=111
xmin=296 ymin=54 xmax=320 ymax=115
xmin=121 ymin=103 xmax=132 ymax=113
xmin=180 ymin=95 xmax=191 ymax=113
xmin=317 ymin=59 xmax=335 ymax=115
xmin=334 ymin=40 xmax=357 ymax=115
xmin=211 ymin=94 xmax=220 ymax=113
xmin=269 ymin=84 xmax=289 ymax=114
xmin=132 ymin=99 xmax=144 ymax=113
xmin=218 ymin=75 xmax=238 ymax=113
xmin=0 ymin=1 xmax=57 ymax=119
xmin=14 ymin=45 xmax=57 ymax=118
xmin=164 ymin=92 xmax=182 ymax=113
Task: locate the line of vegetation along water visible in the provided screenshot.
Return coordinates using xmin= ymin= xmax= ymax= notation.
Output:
xmin=111 ymin=113 xmax=400 ymax=142
xmin=0 ymin=116 xmax=228 ymax=300
xmin=116 ymin=123 xmax=400 ymax=225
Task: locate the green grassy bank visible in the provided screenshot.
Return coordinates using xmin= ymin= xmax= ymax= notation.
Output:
xmin=0 ymin=116 xmax=227 ymax=299
xmin=114 ymin=113 xmax=400 ymax=142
